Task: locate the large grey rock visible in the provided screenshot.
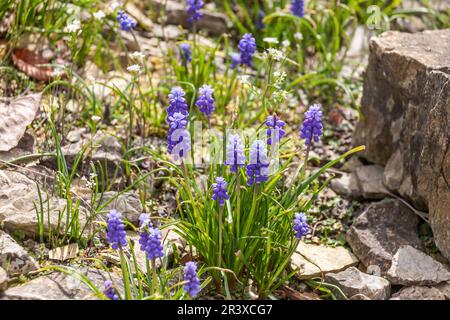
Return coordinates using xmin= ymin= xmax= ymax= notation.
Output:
xmin=100 ymin=192 xmax=143 ymax=226
xmin=325 ymin=267 xmax=391 ymax=300
xmin=390 ymin=286 xmax=446 ymax=300
xmin=435 ymin=282 xmax=450 ymax=300
xmin=352 ymin=30 xmax=450 ymax=258
xmin=330 ymin=173 xmax=362 ymax=199
xmin=0 ymin=230 xmax=38 ymax=275
xmin=347 ymin=199 xmax=422 ymax=274
xmin=150 ymin=0 xmax=229 ymax=36
xmin=41 ymin=131 xmax=123 ymax=179
xmin=355 ymin=165 xmax=389 ymax=199
xmin=0 ymin=267 xmax=7 ymax=291
xmin=1 ymin=267 xmax=122 ymax=300
xmin=387 ymin=246 xmax=450 ymax=286
xmin=0 ymin=170 xmax=87 ymax=237
xmin=292 ymin=243 xmax=359 ymax=279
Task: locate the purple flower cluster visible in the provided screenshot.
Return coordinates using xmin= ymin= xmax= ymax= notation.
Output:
xmin=138 ymin=213 xmax=164 ymax=260
xmin=238 ymin=34 xmax=257 ymax=67
xmin=300 ymin=104 xmax=323 ymax=146
xmin=195 ymin=85 xmax=215 ymax=119
xmin=256 ymin=10 xmax=266 ymax=30
xmin=225 ymin=134 xmax=246 ymax=173
xmin=183 ymin=261 xmax=201 ymax=297
xmin=106 ymin=210 xmax=127 ymax=250
xmin=186 ymin=0 xmax=204 ymax=23
xmin=103 ymin=280 xmax=119 ymax=300
xmin=180 ymin=43 xmax=192 ymax=65
xmin=166 ymin=87 xmax=191 ymax=160
xmin=117 ymin=10 xmax=137 ymax=31
xmin=230 ymin=53 xmax=241 ymax=70
xmin=266 ymin=115 xmax=286 ymax=145
xmin=212 ymin=177 xmax=229 ymax=206
xmin=167 ymin=112 xmax=191 ymax=159
xmin=246 ymin=140 xmax=269 ymax=186
xmin=167 ymin=87 xmax=189 ymax=117
xmin=293 ymin=212 xmax=309 ymax=239
xmin=291 ymin=0 xmax=305 ymax=18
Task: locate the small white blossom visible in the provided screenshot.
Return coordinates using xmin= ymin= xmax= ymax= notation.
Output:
xmin=294 ymin=32 xmax=303 ymax=41
xmin=65 ymin=20 xmax=81 ymax=34
xmin=130 ymin=51 xmax=145 ymax=60
xmin=238 ymin=75 xmax=251 ymax=85
xmin=91 ymin=115 xmax=101 ymax=122
xmin=109 ymin=0 xmax=122 ymax=12
xmin=266 ymin=48 xmax=285 ymax=61
xmin=282 ymin=39 xmax=291 ymax=48
xmin=263 ymin=37 xmax=279 ymax=44
xmin=127 ymin=64 xmax=141 ymax=73
xmin=93 ymin=10 xmax=106 ymax=21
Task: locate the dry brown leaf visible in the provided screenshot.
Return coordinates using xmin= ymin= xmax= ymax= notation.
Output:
xmin=12 ymin=48 xmax=61 ymax=82
xmin=48 ymin=243 xmax=79 ymax=261
xmin=0 ymin=93 xmax=41 ymax=151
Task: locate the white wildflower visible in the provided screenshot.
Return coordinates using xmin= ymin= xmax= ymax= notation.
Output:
xmin=266 ymin=48 xmax=285 ymax=61
xmin=130 ymin=51 xmax=145 ymax=60
xmin=109 ymin=0 xmax=122 ymax=12
xmin=238 ymin=75 xmax=251 ymax=85
xmin=263 ymin=37 xmax=279 ymax=44
xmin=127 ymin=64 xmax=141 ymax=74
xmin=282 ymin=39 xmax=291 ymax=48
xmin=65 ymin=20 xmax=81 ymax=34
xmin=91 ymin=115 xmax=101 ymax=122
xmin=93 ymin=10 xmax=106 ymax=21
xmin=294 ymin=32 xmax=303 ymax=41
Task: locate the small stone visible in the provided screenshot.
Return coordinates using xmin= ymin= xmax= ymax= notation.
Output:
xmin=387 ymin=246 xmax=450 ymax=286
xmin=330 ymin=173 xmax=362 ymax=198
xmin=435 ymin=282 xmax=450 ymax=300
xmin=100 ymin=192 xmax=143 ymax=226
xmin=390 ymin=286 xmax=446 ymax=300
xmin=355 ymin=165 xmax=389 ymax=199
xmin=0 ymin=230 xmax=39 ymax=275
xmin=1 ymin=267 xmax=122 ymax=300
xmin=349 ymin=294 xmax=371 ymax=300
xmin=325 ymin=267 xmax=391 ymax=300
xmin=347 ymin=199 xmax=422 ymax=274
xmin=292 ymin=243 xmax=359 ymax=279
xmin=0 ymin=267 xmax=7 ymax=291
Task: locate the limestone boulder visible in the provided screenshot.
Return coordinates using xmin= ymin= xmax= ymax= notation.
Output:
xmin=352 ymin=29 xmax=450 ymax=258
xmin=346 ymin=199 xmax=422 ymax=274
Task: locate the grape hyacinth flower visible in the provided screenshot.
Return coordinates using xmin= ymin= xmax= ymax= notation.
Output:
xmin=179 ymin=43 xmax=192 ymax=65
xmin=167 ymin=87 xmax=189 ymax=117
xmin=183 ymin=262 xmax=201 ymax=298
xmin=300 ymin=104 xmax=323 ymax=146
xmin=256 ymin=10 xmax=266 ymax=30
xmin=266 ymin=115 xmax=286 ymax=145
xmin=291 ymin=0 xmax=305 ymax=18
xmin=212 ymin=177 xmax=229 ymax=206
xmin=103 ymin=280 xmax=119 ymax=300
xmin=186 ymin=0 xmax=204 ymax=23
xmin=230 ymin=53 xmax=241 ymax=70
xmin=167 ymin=112 xmax=191 ymax=159
xmin=246 ymin=140 xmax=269 ymax=186
xmin=293 ymin=212 xmax=309 ymax=239
xmin=106 ymin=210 xmax=127 ymax=250
xmin=238 ymin=33 xmax=257 ymax=67
xmin=117 ymin=10 xmax=137 ymax=31
xmin=225 ymin=134 xmax=246 ymax=172
xmin=140 ymin=225 xmax=164 ymax=260
xmin=195 ymin=85 xmax=215 ymax=120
